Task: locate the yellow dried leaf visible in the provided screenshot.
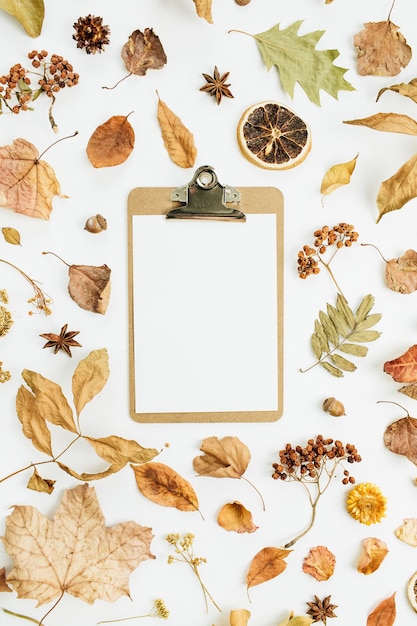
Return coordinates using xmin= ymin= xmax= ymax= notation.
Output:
xmin=377 ymin=78 xmax=417 ymax=104
xmin=131 ymin=462 xmax=200 ymax=512
xmin=357 ymin=537 xmax=389 ymax=574
xmin=246 ymin=546 xmax=291 ymax=590
xmin=2 ymin=227 xmax=21 ymax=245
xmin=217 ymin=501 xmax=258 ymax=533
xmin=230 ymin=609 xmax=251 ymax=626
xmin=86 ymin=115 xmax=135 ymax=168
xmin=157 ymin=94 xmax=197 ymax=168
xmin=344 ymin=113 xmax=417 ymax=135
xmin=21 ymin=369 xmax=77 ymax=433
xmin=395 ymin=518 xmax=417 ymax=546
xmin=320 ymin=154 xmax=358 ymax=201
xmin=27 ymin=468 xmax=55 ymax=494
xmin=0 ymin=0 xmax=44 ymax=37
xmin=376 ymin=152 xmax=417 ymax=223
xmin=15 ymin=385 xmax=53 ymax=456
xmin=278 ymin=614 xmax=313 ymax=626
xmin=302 ymin=545 xmax=336 ymax=581
xmin=193 ymin=0 xmax=213 ymax=23
xmin=72 ymin=348 xmax=109 ymax=416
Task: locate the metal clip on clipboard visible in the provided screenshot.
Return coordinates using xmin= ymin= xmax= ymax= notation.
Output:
xmin=166 ymin=165 xmax=246 ymax=221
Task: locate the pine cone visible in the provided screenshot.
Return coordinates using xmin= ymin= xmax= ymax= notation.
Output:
xmin=73 ymin=15 xmax=110 ymax=54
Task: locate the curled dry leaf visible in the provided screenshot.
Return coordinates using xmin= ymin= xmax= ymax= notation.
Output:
xmin=0 ymin=0 xmax=44 ymax=37
xmin=320 ymin=154 xmax=358 ymax=202
xmin=131 ymin=461 xmax=200 ymax=513
xmin=230 ymin=609 xmax=251 ymax=626
xmin=0 ymin=567 xmax=12 ymax=592
xmin=354 ymin=21 xmax=411 ymax=76
xmin=2 ymin=227 xmax=21 ymax=245
xmin=344 ymin=112 xmax=417 ymax=135
xmin=367 ymin=593 xmax=396 ymax=626
xmin=122 ymin=29 xmax=167 ymax=76
xmin=87 ymin=114 xmax=135 ymax=168
xmin=302 ymin=545 xmax=336 ymax=581
xmin=2 ymin=484 xmax=155 ymax=608
xmin=383 ymin=411 xmax=417 ymax=465
xmin=157 ymin=94 xmax=197 ymax=168
xmin=395 ymin=518 xmax=417 ymax=546
xmin=26 ymin=467 xmax=55 ymax=494
xmin=0 ymin=138 xmax=61 ymax=219
xmin=377 ymin=77 xmax=417 ymax=104
xmin=246 ymin=546 xmax=291 ymax=591
xmin=386 ymin=249 xmax=417 ymax=294
xmin=357 ymin=537 xmax=389 ymax=574
xmin=193 ymin=0 xmax=213 ymax=23
xmin=217 ymin=501 xmax=258 ymax=533
xmin=384 ymin=345 xmax=417 ymax=383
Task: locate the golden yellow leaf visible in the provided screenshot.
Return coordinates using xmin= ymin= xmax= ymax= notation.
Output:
xmin=320 ymin=154 xmax=358 ymax=201
xmin=26 ymin=468 xmax=55 ymax=494
xmin=230 ymin=609 xmax=251 ymax=626
xmin=376 ymin=152 xmax=417 ymax=222
xmin=86 ymin=115 xmax=135 ymax=168
xmin=193 ymin=0 xmax=213 ymax=23
xmin=72 ymin=348 xmax=109 ymax=416
xmin=0 ymin=0 xmax=44 ymax=37
xmin=15 ymin=384 xmax=53 ymax=456
xmin=377 ymin=78 xmax=417 ymax=104
xmin=131 ymin=462 xmax=200 ymax=512
xmin=86 ymin=435 xmax=159 ymax=468
xmin=354 ymin=21 xmax=411 ymax=76
xmin=302 ymin=545 xmax=336 ymax=581
xmin=2 ymin=227 xmax=21 ymax=245
xmin=278 ymin=614 xmax=313 ymax=626
xmin=157 ymin=94 xmax=197 ymax=168
xmin=344 ymin=113 xmax=417 ymax=135
xmin=21 ymin=369 xmax=77 ymax=433
xmin=395 ymin=518 xmax=417 ymax=546
xmin=217 ymin=501 xmax=258 ymax=533
xmin=357 ymin=537 xmax=389 ymax=574
xmin=3 ymin=484 xmax=155 ymax=607
xmin=246 ymin=546 xmax=291 ymax=590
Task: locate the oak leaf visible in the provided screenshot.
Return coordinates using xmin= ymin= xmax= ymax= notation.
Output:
xmin=217 ymin=501 xmax=258 ymax=533
xmin=122 ymin=29 xmax=167 ymax=76
xmin=193 ymin=0 xmax=213 ymax=23
xmin=366 ymin=593 xmax=396 ymax=626
xmin=131 ymin=462 xmax=200 ymax=513
xmin=0 ymin=138 xmax=61 ymax=219
xmin=386 ymin=250 xmax=417 ymax=294
xmin=384 ymin=345 xmax=417 ymax=383
xmin=0 ymin=567 xmax=12 ymax=592
xmin=246 ymin=547 xmax=291 ymax=591
xmin=384 ymin=414 xmax=417 ymax=464
xmin=344 ymin=113 xmax=417 ymax=135
xmin=2 ymin=483 xmax=155 ymax=608
xmin=87 ymin=115 xmax=135 ymax=168
xmin=0 ymin=0 xmax=44 ymax=37
xmin=395 ymin=518 xmax=417 ymax=546
xmin=354 ymin=21 xmax=411 ymax=76
xmin=157 ymin=94 xmax=197 ymax=168
xmin=357 ymin=537 xmax=389 ymax=574
xmin=376 ymin=152 xmax=417 ymax=223
xmin=302 ymin=545 xmax=335 ymax=581
xmin=320 ymin=154 xmax=358 ymax=202
xmin=377 ymin=78 xmax=417 ymax=104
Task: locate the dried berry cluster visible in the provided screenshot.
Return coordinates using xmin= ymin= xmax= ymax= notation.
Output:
xmin=272 ymin=435 xmax=362 ymax=483
xmin=298 ymin=223 xmax=359 ymax=279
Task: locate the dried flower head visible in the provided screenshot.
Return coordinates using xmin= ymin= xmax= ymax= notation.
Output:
xmin=0 ymin=289 xmax=8 ymax=303
xmin=346 ymin=482 xmax=387 ymax=525
xmin=73 ymin=15 xmax=110 ymax=54
xmin=0 ymin=362 xmax=11 ymax=383
xmin=0 ymin=304 xmax=13 ymax=337
xmin=0 ymin=259 xmax=52 ymax=315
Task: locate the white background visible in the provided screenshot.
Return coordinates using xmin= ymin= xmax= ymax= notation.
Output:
xmin=1 ymin=0 xmax=417 ymax=625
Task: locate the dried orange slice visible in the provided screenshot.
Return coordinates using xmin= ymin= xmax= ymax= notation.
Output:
xmin=237 ymin=101 xmax=312 ymax=170
xmin=407 ymin=571 xmax=417 ymax=612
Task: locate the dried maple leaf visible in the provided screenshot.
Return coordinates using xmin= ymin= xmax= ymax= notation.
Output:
xmin=0 ymin=0 xmax=44 ymax=37
xmin=0 ymin=138 xmax=61 ymax=219
xmin=395 ymin=518 xmax=417 ymax=546
xmin=157 ymin=94 xmax=197 ymax=168
xmin=86 ymin=114 xmax=135 ymax=168
xmin=131 ymin=462 xmax=200 ymax=513
xmin=384 ymin=414 xmax=417 ymax=464
xmin=0 ymin=567 xmax=12 ymax=592
xmin=367 ymin=593 xmax=396 ymax=626
xmin=385 ymin=249 xmax=417 ymax=294
xmin=2 ymin=484 xmax=155 ymax=612
xmin=302 ymin=545 xmax=336 ymax=581
xmin=357 ymin=537 xmax=389 ymax=574
xmin=354 ymin=21 xmax=411 ymax=76
xmin=122 ymin=29 xmax=167 ymax=76
xmin=384 ymin=345 xmax=417 ymax=383
xmin=217 ymin=501 xmax=258 ymax=533
xmin=246 ymin=546 xmax=291 ymax=592
xmin=193 ymin=0 xmax=213 ymax=23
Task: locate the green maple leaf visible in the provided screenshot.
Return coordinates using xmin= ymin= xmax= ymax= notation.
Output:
xmin=253 ymin=21 xmax=354 ymax=105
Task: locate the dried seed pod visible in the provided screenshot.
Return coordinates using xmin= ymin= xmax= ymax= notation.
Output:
xmin=323 ymin=397 xmax=345 ymax=416
xmin=84 ymin=214 xmax=107 ymax=233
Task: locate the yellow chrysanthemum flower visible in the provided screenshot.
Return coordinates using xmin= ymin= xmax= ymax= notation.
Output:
xmin=346 ymin=482 xmax=387 ymax=525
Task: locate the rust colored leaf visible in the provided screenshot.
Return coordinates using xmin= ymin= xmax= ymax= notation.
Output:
xmin=2 ymin=227 xmax=21 ymax=245
xmin=384 ymin=415 xmax=417 ymax=464
xmin=395 ymin=518 xmax=417 ymax=546
xmin=0 ymin=138 xmax=61 ymax=219
xmin=3 ymin=483 xmax=155 ymax=607
xmin=68 ymin=263 xmax=111 ymax=314
xmin=386 ymin=250 xmax=417 ymax=294
xmin=246 ymin=547 xmax=291 ymax=590
xmin=367 ymin=593 xmax=396 ymax=626
xmin=320 ymin=154 xmax=358 ymax=202
xmin=344 ymin=113 xmax=417 ymax=135
xmin=27 ymin=468 xmax=55 ymax=494
xmin=87 ymin=115 xmax=135 ymax=168
xmin=193 ymin=436 xmax=250 ymax=478
xmin=0 ymin=567 xmax=12 ymax=592
xmin=21 ymin=369 xmax=77 ymax=433
xmin=72 ymin=348 xmax=109 ymax=416
xmin=121 ymin=29 xmax=167 ymax=76
xmin=217 ymin=501 xmax=258 ymax=533
xmin=357 ymin=537 xmax=389 ymax=574
xmin=131 ymin=462 xmax=200 ymax=513
xmin=354 ymin=21 xmax=411 ymax=76
xmin=302 ymin=545 xmax=336 ymax=581
xmin=15 ymin=384 xmax=53 ymax=456
xmin=384 ymin=345 xmax=417 ymax=383
xmin=193 ymin=0 xmax=213 ymax=23
xmin=377 ymin=78 xmax=417 ymax=104
xmin=157 ymin=94 xmax=197 ymax=168
xmin=376 ymin=152 xmax=417 ymax=223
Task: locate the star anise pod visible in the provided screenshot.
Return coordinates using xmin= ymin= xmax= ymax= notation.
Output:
xmin=40 ymin=324 xmax=82 ymax=357
xmin=200 ymin=66 xmax=234 ymax=105
xmin=306 ymin=595 xmax=337 ymax=624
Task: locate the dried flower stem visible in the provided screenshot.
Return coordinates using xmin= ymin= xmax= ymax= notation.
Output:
xmin=97 ymin=599 xmax=169 ymax=623
xmin=0 ymin=259 xmax=52 ymax=315
xmin=2 ymin=608 xmax=40 ymax=624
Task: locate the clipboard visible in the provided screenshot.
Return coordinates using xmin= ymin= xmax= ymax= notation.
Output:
xmin=127 ymin=166 xmax=284 ymax=423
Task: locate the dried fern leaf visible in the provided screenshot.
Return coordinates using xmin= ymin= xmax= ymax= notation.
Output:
xmin=336 ymin=293 xmax=356 ymax=327
xmin=320 ymin=361 xmax=343 ymax=377
xmin=327 ymin=303 xmax=350 ymax=336
xmin=330 ymin=353 xmax=357 ymax=371
xmin=355 ymin=294 xmax=375 ymax=322
xmin=348 ymin=330 xmax=381 ymax=342
xmin=313 ymin=319 xmax=329 ymax=353
xmin=339 ymin=343 xmax=368 ymax=357
xmin=318 ymin=310 xmax=339 ymax=346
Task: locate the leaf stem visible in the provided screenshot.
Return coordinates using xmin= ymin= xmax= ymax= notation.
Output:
xmin=41 ymin=250 xmax=70 ymax=266
xmin=1 ymin=608 xmax=40 ymax=624
xmin=387 ymin=0 xmax=397 ymax=21
xmin=37 ymin=131 xmax=78 ymax=161
xmin=241 ymin=476 xmax=266 ymax=511
xmin=102 ymin=72 xmax=132 ymax=90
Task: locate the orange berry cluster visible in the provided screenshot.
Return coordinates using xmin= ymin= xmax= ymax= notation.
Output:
xmin=272 ymin=435 xmax=361 ymax=483
xmin=298 ymin=223 xmax=359 ymax=279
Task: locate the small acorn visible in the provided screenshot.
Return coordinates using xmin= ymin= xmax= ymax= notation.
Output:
xmin=323 ymin=397 xmax=345 ymax=416
xmin=84 ymin=213 xmax=107 ymax=233
xmin=235 ymin=0 xmax=251 ymax=5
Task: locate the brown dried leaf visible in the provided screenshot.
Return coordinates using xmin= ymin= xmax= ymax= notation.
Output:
xmin=344 ymin=113 xmax=417 ymax=135
xmin=72 ymin=348 xmax=109 ymax=416
xmin=27 ymin=468 xmax=55 ymax=494
xmin=16 ymin=384 xmax=53 ymax=456
xmin=384 ymin=415 xmax=417 ymax=464
xmin=384 ymin=345 xmax=417 ymax=383
xmin=121 ymin=29 xmax=167 ymax=76
xmin=0 ymin=138 xmax=61 ymax=219
xmin=3 ymin=483 xmax=155 ymax=606
xmin=193 ymin=436 xmax=250 ymax=478
xmin=395 ymin=518 xmax=417 ymax=546
xmin=2 ymin=227 xmax=21 ymax=245
xmin=320 ymin=154 xmax=358 ymax=201
xmin=87 ymin=115 xmax=135 ymax=168
xmin=376 ymin=152 xmax=417 ymax=223
xmin=302 ymin=545 xmax=336 ymax=581
xmin=68 ymin=263 xmax=111 ymax=314
xmin=0 ymin=567 xmax=12 ymax=592
xmin=87 ymin=435 xmax=159 ymax=470
xmin=399 ymin=383 xmax=417 ymax=400
xmin=367 ymin=593 xmax=396 ymax=626
xmin=357 ymin=537 xmax=389 ymax=574
xmin=377 ymin=78 xmax=417 ymax=104
xmin=193 ymin=0 xmax=213 ymax=23
xmin=21 ymin=369 xmax=77 ymax=433
xmin=354 ymin=21 xmax=411 ymax=76
xmin=230 ymin=609 xmax=251 ymax=626
xmin=217 ymin=501 xmax=258 ymax=533
xmin=131 ymin=462 xmax=200 ymax=512
xmin=57 ymin=462 xmax=120 ymax=482
xmin=246 ymin=547 xmax=291 ymax=590
xmin=386 ymin=250 xmax=417 ymax=294
xmin=157 ymin=94 xmax=197 ymax=168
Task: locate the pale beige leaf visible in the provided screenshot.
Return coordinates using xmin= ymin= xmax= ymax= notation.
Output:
xmin=377 ymin=78 xmax=417 ymax=104
xmin=320 ymin=154 xmax=358 ymax=200
xmin=217 ymin=501 xmax=258 ymax=533
xmin=302 ymin=545 xmax=336 ymax=581
xmin=0 ymin=0 xmax=44 ymax=37
xmin=16 ymin=385 xmax=53 ymax=456
xmin=87 ymin=435 xmax=159 ymax=469
xmin=193 ymin=0 xmax=213 ymax=23
xmin=72 ymin=348 xmax=109 ymax=416
xmin=367 ymin=593 xmax=396 ymax=626
xmin=395 ymin=518 xmax=417 ymax=546
xmin=131 ymin=462 xmax=200 ymax=512
xmin=2 ymin=227 xmax=21 ymax=245
xmin=357 ymin=537 xmax=389 ymax=574
xmin=230 ymin=609 xmax=251 ymax=626
xmin=0 ymin=567 xmax=12 ymax=593
xmin=386 ymin=250 xmax=417 ymax=294
xmin=3 ymin=484 xmax=155 ymax=606
xmin=157 ymin=95 xmax=197 ymax=168
xmin=27 ymin=468 xmax=55 ymax=494
xmin=377 ymin=152 xmax=417 ymax=222
xmin=193 ymin=436 xmax=250 ymax=478
xmin=344 ymin=113 xmax=417 ymax=135
xmin=399 ymin=383 xmax=417 ymax=400
xmin=68 ymin=264 xmax=111 ymax=314
xmin=354 ymin=21 xmax=411 ymax=76
xmin=21 ymin=369 xmax=77 ymax=433
xmin=246 ymin=546 xmax=291 ymax=590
